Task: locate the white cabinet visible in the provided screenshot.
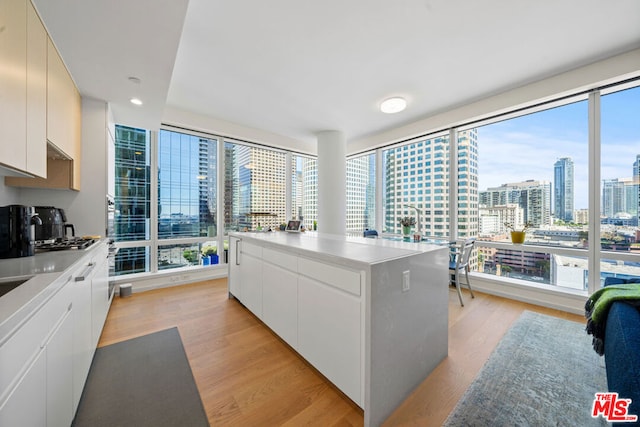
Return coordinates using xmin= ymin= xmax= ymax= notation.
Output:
xmin=72 ymin=261 xmax=93 ymax=413
xmin=0 ymin=347 xmax=46 ymax=427
xmin=91 ymin=249 xmax=110 ymax=349
xmin=240 ymin=242 xmax=263 ymax=318
xmin=0 ymin=272 xmax=74 ymax=426
xmin=0 ymin=0 xmax=27 ymax=173
xmin=227 ymin=236 xmax=363 ymax=406
xmin=228 ymin=236 xmax=241 ymax=298
xmin=298 ymin=275 xmax=362 ymax=405
xmin=25 ymin=0 xmax=47 ymax=178
xmin=46 ymin=303 xmax=74 ymax=427
xmin=262 ymin=262 xmax=298 ymax=348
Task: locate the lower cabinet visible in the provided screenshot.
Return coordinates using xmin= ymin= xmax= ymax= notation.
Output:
xmin=228 ymin=238 xmax=364 ymax=406
xmin=0 ymin=241 xmax=111 ymax=426
xmin=91 ymin=248 xmax=110 ymax=349
xmin=46 ymin=305 xmax=74 ymax=427
xmin=298 ymin=275 xmax=362 ymax=405
xmin=239 ymin=242 xmax=263 ymax=318
xmin=262 ymin=263 xmax=298 ymax=348
xmin=0 ymin=347 xmax=46 ymax=426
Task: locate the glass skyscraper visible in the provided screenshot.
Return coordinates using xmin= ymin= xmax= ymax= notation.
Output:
xmin=553 ymin=157 xmax=574 ymax=222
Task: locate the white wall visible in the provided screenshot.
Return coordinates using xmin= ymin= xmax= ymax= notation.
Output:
xmin=17 ymin=97 xmax=109 ymax=237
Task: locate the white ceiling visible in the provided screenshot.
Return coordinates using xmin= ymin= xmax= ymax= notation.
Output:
xmin=33 ymin=0 xmax=640 ymax=150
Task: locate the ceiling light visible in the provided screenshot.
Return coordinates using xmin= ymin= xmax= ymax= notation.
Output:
xmin=128 ymin=76 xmax=141 ymax=84
xmin=130 ymin=98 xmax=143 ymax=106
xmin=380 ymin=97 xmax=407 ymax=114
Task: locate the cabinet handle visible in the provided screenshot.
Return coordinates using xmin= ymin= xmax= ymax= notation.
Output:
xmin=236 ymin=240 xmax=241 ymax=265
xmin=75 ymin=262 xmax=96 ymax=282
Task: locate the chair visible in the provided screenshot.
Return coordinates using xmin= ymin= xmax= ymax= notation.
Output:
xmin=363 ymin=229 xmax=378 ymax=238
xmin=449 ymin=239 xmax=475 ymax=306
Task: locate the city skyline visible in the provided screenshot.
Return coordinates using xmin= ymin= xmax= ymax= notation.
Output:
xmin=478 ymin=86 xmax=640 ymax=210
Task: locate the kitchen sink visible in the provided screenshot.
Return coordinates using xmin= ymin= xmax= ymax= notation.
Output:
xmin=0 ymin=277 xmax=33 ymax=298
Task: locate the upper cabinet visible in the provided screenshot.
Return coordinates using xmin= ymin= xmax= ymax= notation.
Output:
xmin=4 ymin=0 xmax=81 ymax=190
xmin=45 ymin=36 xmax=81 ymax=189
xmin=25 ymin=0 xmax=47 ymax=178
xmin=0 ymin=0 xmax=28 ymax=173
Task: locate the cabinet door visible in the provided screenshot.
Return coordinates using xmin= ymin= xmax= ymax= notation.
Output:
xmin=46 ymin=304 xmax=74 ymax=427
xmin=47 ymin=37 xmax=82 ymax=190
xmin=0 ymin=0 xmax=27 ymax=172
xmin=241 ymin=252 xmax=263 ymax=318
xmin=228 ymin=237 xmax=241 ymax=298
xmin=0 ymin=347 xmax=46 ymax=427
xmin=298 ymin=275 xmax=362 ymax=406
xmin=262 ymin=263 xmax=298 ymax=348
xmin=26 ymin=0 xmax=47 ymax=178
xmin=72 ymin=266 xmax=93 ymax=412
xmin=91 ymin=253 xmax=110 ymax=349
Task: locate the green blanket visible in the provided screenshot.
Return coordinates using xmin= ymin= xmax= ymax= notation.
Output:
xmin=585 ymin=283 xmax=640 ymax=355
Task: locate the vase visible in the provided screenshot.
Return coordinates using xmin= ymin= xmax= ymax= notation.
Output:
xmin=209 ymin=254 xmax=219 ymax=264
xmin=402 ymin=225 xmax=412 ymax=237
xmin=510 ymin=231 xmax=526 ymax=244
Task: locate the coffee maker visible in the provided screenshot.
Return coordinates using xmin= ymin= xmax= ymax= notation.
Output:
xmin=0 ymin=205 xmax=41 ymax=259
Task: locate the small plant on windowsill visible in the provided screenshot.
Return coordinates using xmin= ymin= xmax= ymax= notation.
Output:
xmin=504 ymin=221 xmax=533 ymax=244
xmin=399 ymin=216 xmax=416 ymax=237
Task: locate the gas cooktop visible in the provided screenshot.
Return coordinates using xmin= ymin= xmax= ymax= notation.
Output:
xmin=35 ymin=237 xmax=96 ymax=252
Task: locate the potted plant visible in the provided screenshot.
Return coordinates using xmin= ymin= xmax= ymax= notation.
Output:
xmin=399 ymin=216 xmax=416 ymax=237
xmin=504 ymin=221 xmax=533 ymax=244
xmin=202 ymin=245 xmax=219 ymax=264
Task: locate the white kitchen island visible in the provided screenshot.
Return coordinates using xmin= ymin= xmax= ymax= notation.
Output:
xmin=228 ymin=231 xmax=449 ymax=427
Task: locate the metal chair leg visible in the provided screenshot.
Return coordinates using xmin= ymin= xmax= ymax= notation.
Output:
xmin=455 ymin=270 xmax=464 ymax=306
xmin=465 ymin=268 xmax=475 ymax=299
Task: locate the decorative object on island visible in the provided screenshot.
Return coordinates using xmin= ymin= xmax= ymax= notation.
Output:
xmin=399 ymin=216 xmax=416 ymax=237
xmin=504 ymin=221 xmax=533 ymax=244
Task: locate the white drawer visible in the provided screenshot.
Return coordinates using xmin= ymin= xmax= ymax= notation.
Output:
xmin=262 ymin=248 xmax=297 ymax=273
xmin=241 ymin=241 xmax=262 ymax=258
xmin=298 ymin=258 xmax=361 ymax=296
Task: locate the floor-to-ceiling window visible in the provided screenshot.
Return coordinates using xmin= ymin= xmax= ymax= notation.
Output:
xmin=346 ymin=152 xmax=375 ymax=234
xmin=113 ymin=125 xmax=151 ymax=275
xmin=473 ymin=98 xmax=589 ymax=290
xmin=382 ymin=133 xmax=452 ymax=238
xmin=223 ymin=140 xmax=286 ymax=232
xmin=600 ymin=84 xmax=640 ymax=285
xmin=156 ymin=129 xmax=218 ymax=270
xmin=291 ymin=154 xmax=317 ymax=229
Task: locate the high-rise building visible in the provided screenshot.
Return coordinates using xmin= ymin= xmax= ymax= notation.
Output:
xmin=383 ymin=130 xmax=478 ymax=238
xmin=602 ymin=178 xmax=627 ymax=218
xmin=232 ymin=145 xmax=286 ymax=231
xmin=346 ymin=156 xmax=374 ymax=233
xmin=480 ymin=180 xmax=552 ymax=227
xmin=634 ymin=154 xmax=640 ymax=222
xmin=554 ymin=157 xmax=574 ymax=222
xmin=478 ymin=204 xmax=524 ymax=235
xmin=301 ymin=157 xmax=318 ymax=228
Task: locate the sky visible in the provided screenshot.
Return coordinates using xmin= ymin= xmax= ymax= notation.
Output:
xmin=477 ymin=86 xmax=640 ymax=210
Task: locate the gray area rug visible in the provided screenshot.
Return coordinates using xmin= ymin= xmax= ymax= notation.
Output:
xmin=73 ymin=327 xmax=209 ymax=427
xmin=444 ymin=311 xmax=608 ymax=427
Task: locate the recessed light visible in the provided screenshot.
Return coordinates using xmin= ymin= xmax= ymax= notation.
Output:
xmin=130 ymin=98 xmax=143 ymax=106
xmin=128 ymin=76 xmax=141 ymax=84
xmin=380 ymin=97 xmax=407 ymax=114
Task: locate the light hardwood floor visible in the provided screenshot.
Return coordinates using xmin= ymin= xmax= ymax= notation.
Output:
xmin=98 ymin=279 xmax=584 ymax=426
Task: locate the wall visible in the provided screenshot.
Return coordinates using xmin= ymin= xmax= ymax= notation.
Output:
xmin=16 ymin=97 xmax=108 ymax=237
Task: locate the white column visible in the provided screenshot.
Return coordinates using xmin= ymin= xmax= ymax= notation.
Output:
xmin=317 ymin=130 xmax=346 ymax=236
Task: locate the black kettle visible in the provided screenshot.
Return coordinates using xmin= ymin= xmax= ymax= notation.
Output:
xmin=34 ymin=206 xmax=75 ymax=241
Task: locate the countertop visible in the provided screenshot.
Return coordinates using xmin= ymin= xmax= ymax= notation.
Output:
xmin=229 ymin=231 xmax=446 ymax=268
xmin=0 ymin=240 xmax=107 ymax=344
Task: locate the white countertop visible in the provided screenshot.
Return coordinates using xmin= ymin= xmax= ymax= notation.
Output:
xmin=230 ymin=231 xmax=446 ymax=267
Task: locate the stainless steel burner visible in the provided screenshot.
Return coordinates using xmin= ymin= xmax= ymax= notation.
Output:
xmin=35 ymin=238 xmax=96 ymax=252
